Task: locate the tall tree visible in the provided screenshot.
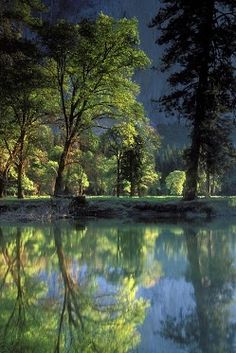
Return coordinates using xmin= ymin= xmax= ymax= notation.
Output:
xmin=121 ymin=123 xmax=159 ymax=197
xmin=151 ymin=0 xmax=236 ymax=200
xmin=101 ymin=121 xmax=138 ymax=197
xmin=0 ymin=0 xmax=46 ymax=198
xmin=39 ymin=14 xmax=149 ymax=196
xmin=1 ymin=45 xmax=52 ymax=198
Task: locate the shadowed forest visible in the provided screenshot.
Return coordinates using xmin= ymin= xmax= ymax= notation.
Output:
xmin=0 ymin=0 xmax=235 ymax=200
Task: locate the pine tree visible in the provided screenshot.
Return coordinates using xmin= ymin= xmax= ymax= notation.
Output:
xmin=121 ymin=125 xmax=159 ymax=197
xmin=151 ymin=0 xmax=236 ymax=200
xmin=121 ymin=134 xmax=144 ymax=197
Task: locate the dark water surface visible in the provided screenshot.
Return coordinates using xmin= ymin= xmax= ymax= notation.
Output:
xmin=0 ymin=219 xmax=236 ymax=353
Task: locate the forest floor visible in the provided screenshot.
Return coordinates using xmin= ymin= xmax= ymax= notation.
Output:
xmin=0 ymin=196 xmax=235 ymax=222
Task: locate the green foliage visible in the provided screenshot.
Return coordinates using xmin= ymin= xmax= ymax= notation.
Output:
xmin=157 ymin=145 xmax=185 ymax=178
xmin=121 ymin=123 xmax=159 ymax=196
xmin=151 ymin=0 xmax=236 ymax=199
xmin=39 ymin=14 xmax=150 ymax=195
xmin=64 ymin=164 xmax=89 ymax=195
xmin=0 ymin=223 xmax=150 ymax=353
xmin=165 ymin=170 xmax=186 ymax=196
xmin=101 ymin=120 xmax=159 ymax=197
xmin=102 ymin=121 xmax=138 ymax=157
xmin=156 ymin=144 xmax=186 ymax=194
xmin=0 ymin=0 xmax=235 ymax=199
xmin=0 ymin=0 xmax=55 ymax=198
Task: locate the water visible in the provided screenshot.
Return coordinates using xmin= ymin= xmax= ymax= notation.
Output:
xmin=0 ymin=218 xmax=236 ymax=353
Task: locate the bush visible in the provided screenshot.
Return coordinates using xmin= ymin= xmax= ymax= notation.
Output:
xmin=165 ymin=170 xmax=186 ymax=195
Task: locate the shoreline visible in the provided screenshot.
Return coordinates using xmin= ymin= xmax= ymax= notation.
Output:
xmin=0 ymin=196 xmax=235 ymax=222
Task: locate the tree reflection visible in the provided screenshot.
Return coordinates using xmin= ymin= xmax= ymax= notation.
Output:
xmin=160 ymin=226 xmax=236 ymax=353
xmin=57 ymin=221 xmax=162 ymax=287
xmin=0 ymin=227 xmax=26 ymax=351
xmin=0 ymin=226 xmax=48 ymax=352
xmin=0 ymin=224 xmax=148 ymax=353
xmin=53 ymin=224 xmax=147 ymax=353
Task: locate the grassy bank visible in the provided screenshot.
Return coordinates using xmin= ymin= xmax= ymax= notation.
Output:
xmin=0 ymin=196 xmax=235 ymax=222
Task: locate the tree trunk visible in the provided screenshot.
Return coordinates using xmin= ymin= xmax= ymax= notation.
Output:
xmin=17 ymin=163 xmax=24 ymax=199
xmin=0 ymin=180 xmax=4 ymax=198
xmin=54 ymin=139 xmax=71 ymax=196
xmin=63 ymin=168 xmax=71 ymax=195
xmin=212 ymin=174 xmax=216 ymax=195
xmin=53 ymin=225 xmax=84 ymax=330
xmin=184 ymin=125 xmax=201 ymax=200
xmin=130 ymin=153 xmax=135 ymax=197
xmin=0 ymin=132 xmax=26 ymax=198
xmin=0 ymin=174 xmax=6 ymax=198
xmin=138 ymin=184 xmax=141 ymax=197
xmin=79 ymin=183 xmax=83 ymax=196
xmin=116 ymin=156 xmax=121 ymax=197
xmin=0 ymin=166 xmax=11 ymax=198
xmin=130 ymin=180 xmax=135 ymax=197
xmin=17 ymin=134 xmax=25 ymax=199
xmin=184 ymin=1 xmax=214 ymax=201
xmin=185 ymin=230 xmax=209 ymax=351
xmin=206 ymin=171 xmax=211 ymax=197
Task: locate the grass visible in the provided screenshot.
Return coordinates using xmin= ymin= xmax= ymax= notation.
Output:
xmin=0 ymin=195 xmax=51 ymax=204
xmin=0 ymin=194 xmax=235 ymax=205
xmin=0 ymin=195 xmax=181 ymax=202
xmin=87 ymin=195 xmax=182 ymax=203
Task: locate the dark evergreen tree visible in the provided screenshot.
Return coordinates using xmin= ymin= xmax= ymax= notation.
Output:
xmin=201 ymin=117 xmax=235 ymax=195
xmin=156 ymin=145 xmax=185 ymax=193
xmin=151 ymin=0 xmax=236 ymax=200
xmin=121 ymin=134 xmax=144 ymax=197
xmin=121 ymin=128 xmax=159 ymax=197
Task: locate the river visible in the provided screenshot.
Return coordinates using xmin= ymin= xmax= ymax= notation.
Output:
xmin=0 ymin=218 xmax=235 ymax=353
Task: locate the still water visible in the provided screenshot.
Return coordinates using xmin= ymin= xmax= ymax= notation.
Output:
xmin=0 ymin=219 xmax=236 ymax=353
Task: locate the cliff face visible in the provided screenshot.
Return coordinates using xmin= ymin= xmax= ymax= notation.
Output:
xmin=45 ymin=0 xmax=170 ymax=124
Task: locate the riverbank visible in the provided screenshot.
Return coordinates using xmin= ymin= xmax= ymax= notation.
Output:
xmin=0 ymin=196 xmax=235 ymax=222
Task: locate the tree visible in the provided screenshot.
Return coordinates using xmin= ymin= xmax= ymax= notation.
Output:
xmin=0 ymin=0 xmax=47 ymax=198
xmin=156 ymin=145 xmax=185 ymax=193
xmin=64 ymin=164 xmax=89 ymax=195
xmin=101 ymin=121 xmax=138 ymax=197
xmin=201 ymin=119 xmax=235 ymax=196
xmin=1 ymin=53 xmax=53 ymax=198
xmin=151 ymin=0 xmax=236 ymax=200
xmin=101 ymin=119 xmax=159 ymax=197
xmin=39 ymin=14 xmax=150 ymax=196
xmin=165 ymin=170 xmax=186 ymax=196
xmin=121 ymin=123 xmax=159 ymax=197
xmin=25 ymin=125 xmax=58 ymax=195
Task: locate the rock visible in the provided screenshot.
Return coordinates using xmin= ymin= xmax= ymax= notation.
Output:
xmin=68 ymin=196 xmax=88 ymax=215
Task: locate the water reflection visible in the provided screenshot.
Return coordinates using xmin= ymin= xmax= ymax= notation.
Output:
xmin=160 ymin=226 xmax=236 ymax=353
xmin=0 ymin=223 xmax=147 ymax=353
xmin=0 ymin=220 xmax=236 ymax=353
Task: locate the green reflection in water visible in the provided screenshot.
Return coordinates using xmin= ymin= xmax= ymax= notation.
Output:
xmin=0 ymin=221 xmax=150 ymax=353
xmin=160 ymin=222 xmax=236 ymax=353
xmin=0 ymin=219 xmax=236 ymax=353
